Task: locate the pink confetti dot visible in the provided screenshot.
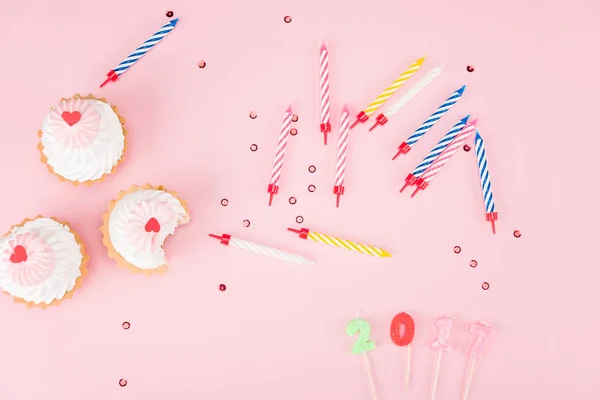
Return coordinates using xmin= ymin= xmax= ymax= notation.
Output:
xmin=453 ymin=246 xmax=461 ymax=254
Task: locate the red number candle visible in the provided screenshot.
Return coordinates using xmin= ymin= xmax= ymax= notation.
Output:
xmin=390 ymin=312 xmax=415 ymax=391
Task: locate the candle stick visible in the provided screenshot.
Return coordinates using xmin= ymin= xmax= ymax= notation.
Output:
xmin=411 ymin=119 xmax=478 ymax=197
xmin=319 ymin=41 xmax=332 ymax=145
xmin=346 ymin=318 xmax=379 ymax=400
xmin=370 ymin=62 xmax=448 ymax=131
xmin=350 ymin=57 xmax=425 ymax=128
xmin=429 ymin=316 xmax=455 ymax=400
xmin=390 ymin=312 xmax=416 ymax=391
xmin=474 ymin=131 xmax=498 ymax=233
xmin=287 ymin=227 xmax=391 ymax=257
xmin=100 ymin=19 xmax=179 ymax=88
xmin=267 ymin=106 xmax=294 ymax=205
xmin=462 ymin=322 xmax=494 ymax=400
xmin=392 ymin=85 xmax=466 ymax=159
xmin=399 ymin=115 xmax=470 ymax=193
xmin=208 ymin=233 xmax=314 ymax=265
xmin=334 ymin=105 xmax=350 ymax=207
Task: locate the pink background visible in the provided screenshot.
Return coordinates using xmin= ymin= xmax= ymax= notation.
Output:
xmin=1 ymin=0 xmax=597 ymax=398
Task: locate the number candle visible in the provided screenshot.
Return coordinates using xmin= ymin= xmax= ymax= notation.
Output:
xmin=267 ymin=105 xmax=294 ymax=205
xmin=392 ymin=85 xmax=466 ymax=159
xmin=399 ymin=115 xmax=470 ymax=193
xmin=350 ymin=57 xmax=425 ymax=128
xmin=208 ymin=233 xmax=314 ymax=265
xmin=429 ymin=316 xmax=455 ymax=400
xmin=334 ymin=105 xmax=350 ymax=207
xmin=100 ymin=19 xmax=179 ymax=87
xmin=411 ymin=119 xmax=478 ymax=197
xmin=390 ymin=312 xmax=415 ymax=391
xmin=462 ymin=322 xmax=494 ymax=400
xmin=319 ymin=41 xmax=332 ymax=145
xmin=287 ymin=227 xmax=391 ymax=257
xmin=346 ymin=318 xmax=378 ymax=400
xmin=474 ymin=131 xmax=498 ymax=233
xmin=369 ymin=62 xmax=448 ymax=131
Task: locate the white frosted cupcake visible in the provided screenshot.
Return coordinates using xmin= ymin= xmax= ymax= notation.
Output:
xmin=101 ymin=184 xmax=190 ymax=275
xmin=38 ymin=94 xmax=127 ymax=185
xmin=0 ymin=216 xmax=88 ymax=308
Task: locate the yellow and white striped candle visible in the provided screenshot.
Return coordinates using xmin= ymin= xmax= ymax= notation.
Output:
xmin=288 ymin=227 xmax=391 ymax=257
xmin=364 ymin=57 xmax=425 ymax=116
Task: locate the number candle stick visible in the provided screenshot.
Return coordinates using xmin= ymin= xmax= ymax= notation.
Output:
xmin=399 ymin=115 xmax=470 ymax=193
xmin=346 ymin=318 xmax=378 ymax=400
xmin=462 ymin=322 xmax=494 ymax=400
xmin=429 ymin=316 xmax=455 ymax=400
xmin=411 ymin=119 xmax=478 ymax=197
xmin=334 ymin=105 xmax=350 ymax=207
xmin=287 ymin=227 xmax=391 ymax=257
xmin=369 ymin=62 xmax=448 ymax=131
xmin=100 ymin=19 xmax=180 ymax=87
xmin=390 ymin=312 xmax=416 ymax=391
xmin=208 ymin=233 xmax=315 ymax=265
xmin=350 ymin=57 xmax=425 ymax=128
xmin=392 ymin=86 xmax=466 ymax=159
xmin=267 ymin=105 xmax=294 ymax=205
xmin=474 ymin=131 xmax=498 ymax=233
xmin=319 ymin=41 xmax=332 ymax=145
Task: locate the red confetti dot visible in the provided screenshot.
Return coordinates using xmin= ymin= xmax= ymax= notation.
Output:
xmin=514 ymin=230 xmax=522 ymax=238
xmin=289 ymin=197 xmax=297 ymax=205
xmin=467 ymin=65 xmax=475 ymax=72
xmin=470 ymin=260 xmax=478 ymax=268
xmin=221 ymin=199 xmax=228 ymax=206
xmin=463 ymin=144 xmax=471 ymax=152
xmin=482 ymin=282 xmax=490 ymax=290
xmin=453 ymin=246 xmax=461 ymax=254
xmin=308 ymin=185 xmax=316 ymax=192
xmin=166 ymin=11 xmax=174 ymax=18
xmin=198 ymin=61 xmax=206 ymax=68
xmin=122 ymin=322 xmax=130 ymax=330
xmin=249 ymin=111 xmax=257 ymax=119
xmin=284 ymin=16 xmax=292 ymax=23
xmin=290 ymin=128 xmax=298 ymax=136
xmin=119 ymin=379 xmax=127 ymax=387
xmin=219 ymin=284 xmax=226 ymax=291
xmin=296 ymin=216 xmax=304 ymax=224
xmin=308 ymin=165 xmax=316 ymax=173
xmin=250 ymin=144 xmax=258 ymax=152
xmin=291 ymin=114 xmax=299 ymax=122
xmin=242 ymin=219 xmax=250 ymax=228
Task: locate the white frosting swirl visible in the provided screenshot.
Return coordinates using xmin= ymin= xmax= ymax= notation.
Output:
xmin=0 ymin=218 xmax=83 ymax=305
xmin=41 ymin=99 xmax=125 ymax=182
xmin=108 ymin=189 xmax=188 ymax=270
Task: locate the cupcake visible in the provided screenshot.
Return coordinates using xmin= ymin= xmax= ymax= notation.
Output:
xmin=101 ymin=184 xmax=190 ymax=275
xmin=38 ymin=94 xmax=127 ymax=185
xmin=0 ymin=216 xmax=88 ymax=308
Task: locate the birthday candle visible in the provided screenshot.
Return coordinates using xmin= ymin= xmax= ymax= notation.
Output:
xmin=334 ymin=105 xmax=350 ymax=207
xmin=474 ymin=131 xmax=498 ymax=233
xmin=267 ymin=106 xmax=294 ymax=205
xmin=346 ymin=318 xmax=379 ymax=400
xmin=411 ymin=120 xmax=478 ymax=197
xmin=429 ymin=316 xmax=455 ymax=400
xmin=399 ymin=115 xmax=470 ymax=193
xmin=370 ymin=62 xmax=448 ymax=131
xmin=100 ymin=19 xmax=179 ymax=87
xmin=208 ymin=233 xmax=314 ymax=265
xmin=392 ymin=85 xmax=466 ymax=159
xmin=390 ymin=312 xmax=416 ymax=391
xmin=319 ymin=42 xmax=332 ymax=145
xmin=351 ymin=57 xmax=425 ymax=128
xmin=462 ymin=322 xmax=494 ymax=400
xmin=287 ymin=227 xmax=391 ymax=257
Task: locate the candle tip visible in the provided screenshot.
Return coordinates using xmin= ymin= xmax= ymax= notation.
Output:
xmin=287 ymin=227 xmax=302 ymax=234
xmin=99 ymin=77 xmax=110 ymax=88
xmin=208 ymin=233 xmax=222 ymax=240
xmin=457 ymin=85 xmax=466 ymax=94
xmin=392 ymin=150 xmax=401 ymax=161
xmin=368 ymin=121 xmax=379 ymax=132
xmin=268 ymin=193 xmax=274 ymax=206
xmin=469 ymin=118 xmax=479 ymax=126
xmin=320 ymin=40 xmax=327 ymax=51
xmin=286 ymin=105 xmax=293 ymax=113
xmin=380 ymin=250 xmax=392 ymax=257
xmin=410 ymin=187 xmax=421 ymax=198
xmin=416 ymin=56 xmax=426 ymax=64
xmin=324 ymin=133 xmax=327 ymax=145
xmin=170 ymin=18 xmax=180 ymax=26
xmin=336 ymin=194 xmax=341 ymax=208
xmin=399 ymin=181 xmax=410 ymax=193
xmin=461 ymin=114 xmax=471 ymax=124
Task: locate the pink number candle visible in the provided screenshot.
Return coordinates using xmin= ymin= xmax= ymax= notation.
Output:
xmin=267 ymin=105 xmax=294 ymax=205
xmin=319 ymin=41 xmax=332 ymax=144
xmin=429 ymin=316 xmax=455 ymax=400
xmin=462 ymin=321 xmax=494 ymax=400
xmin=334 ymin=105 xmax=350 ymax=207
xmin=390 ymin=312 xmax=416 ymax=390
xmin=411 ymin=119 xmax=478 ymax=197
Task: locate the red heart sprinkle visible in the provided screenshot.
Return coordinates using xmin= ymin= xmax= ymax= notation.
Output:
xmin=145 ymin=218 xmax=161 ymax=233
xmin=10 ymin=245 xmax=27 ymax=263
xmin=61 ymin=111 xmax=81 ymax=126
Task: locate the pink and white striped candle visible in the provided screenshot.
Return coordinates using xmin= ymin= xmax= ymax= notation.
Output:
xmin=411 ymin=119 xmax=478 ymax=197
xmin=267 ymin=105 xmax=294 ymax=205
xmin=320 ymin=41 xmax=332 ymax=145
xmin=334 ymin=105 xmax=350 ymax=207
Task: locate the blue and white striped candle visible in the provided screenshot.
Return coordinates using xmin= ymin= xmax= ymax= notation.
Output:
xmin=392 ymin=85 xmax=466 ymax=160
xmin=100 ymin=18 xmax=180 ymax=87
xmin=474 ymin=130 xmax=498 ymax=233
xmin=399 ymin=114 xmax=470 ymax=193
